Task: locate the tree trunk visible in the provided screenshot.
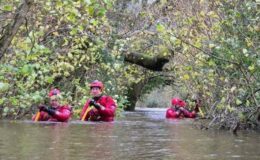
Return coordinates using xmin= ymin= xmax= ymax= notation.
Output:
xmin=0 ymin=0 xmax=33 ymax=60
xmin=125 ymin=81 xmax=144 ymax=111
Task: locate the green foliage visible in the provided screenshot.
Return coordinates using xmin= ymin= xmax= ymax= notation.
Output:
xmin=157 ymin=0 xmax=259 ymax=129
xmin=114 ymin=95 xmax=129 ymax=117
xmin=0 ymin=0 xmax=259 ymax=130
xmin=0 ymin=82 xmax=9 ymax=92
xmin=0 ymin=0 xmax=118 ymax=118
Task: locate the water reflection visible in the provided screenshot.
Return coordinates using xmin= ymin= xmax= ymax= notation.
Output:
xmin=0 ymin=108 xmax=259 ymax=160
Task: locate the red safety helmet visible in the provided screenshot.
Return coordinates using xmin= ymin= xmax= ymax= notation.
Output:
xmin=89 ymin=80 xmax=104 ymax=90
xmin=48 ymin=88 xmax=61 ymax=97
xmin=179 ymin=100 xmax=186 ymax=107
xmin=171 ymin=97 xmax=186 ymax=107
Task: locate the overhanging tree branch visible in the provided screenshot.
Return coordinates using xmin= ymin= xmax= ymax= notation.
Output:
xmin=0 ymin=0 xmax=33 ymax=60
xmin=124 ymin=52 xmax=169 ymax=71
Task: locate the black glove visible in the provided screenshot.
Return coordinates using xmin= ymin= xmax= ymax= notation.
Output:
xmin=89 ymin=99 xmax=101 ymax=110
xmin=38 ymin=105 xmax=56 ymax=116
xmin=89 ymin=99 xmax=95 ymax=106
xmin=46 ymin=107 xmax=56 ymax=116
xmin=173 ymin=106 xmax=180 ymax=112
xmin=39 ymin=105 xmax=48 ymax=112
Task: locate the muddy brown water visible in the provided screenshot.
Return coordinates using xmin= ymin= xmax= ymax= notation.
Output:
xmin=0 ymin=108 xmax=259 ymax=160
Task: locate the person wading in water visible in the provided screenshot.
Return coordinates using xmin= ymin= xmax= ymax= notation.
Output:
xmin=166 ymin=97 xmax=200 ymax=119
xmin=32 ymin=88 xmax=72 ymax=122
xmin=80 ymin=80 xmax=117 ymax=122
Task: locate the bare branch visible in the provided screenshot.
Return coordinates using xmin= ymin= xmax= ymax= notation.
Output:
xmin=0 ymin=0 xmax=33 ymax=59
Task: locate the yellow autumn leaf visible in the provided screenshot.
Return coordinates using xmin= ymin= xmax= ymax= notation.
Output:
xmin=183 ymin=74 xmax=190 ymax=80
xmin=52 ymin=32 xmax=59 ymax=36
xmin=68 ymin=53 xmax=73 ymax=59
xmin=248 ymin=65 xmax=255 ymax=71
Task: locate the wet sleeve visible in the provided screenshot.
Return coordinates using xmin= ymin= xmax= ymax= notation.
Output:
xmin=166 ymin=108 xmax=180 ymax=118
xmin=182 ymin=109 xmax=196 ymax=118
xmin=53 ymin=107 xmax=72 ymax=122
xmin=99 ymin=96 xmax=117 ymax=117
xmin=166 ymin=109 xmax=172 ymax=118
xmin=166 ymin=109 xmax=174 ymax=118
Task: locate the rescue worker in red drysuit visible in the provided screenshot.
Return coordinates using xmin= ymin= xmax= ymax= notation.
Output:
xmin=80 ymin=80 xmax=117 ymax=122
xmin=166 ymin=97 xmax=199 ymax=119
xmin=32 ymin=89 xmax=72 ymax=122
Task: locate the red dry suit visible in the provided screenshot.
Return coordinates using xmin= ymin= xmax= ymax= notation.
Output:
xmin=166 ymin=107 xmax=196 ymax=119
xmin=32 ymin=105 xmax=72 ymax=122
xmin=80 ymin=95 xmax=117 ymax=122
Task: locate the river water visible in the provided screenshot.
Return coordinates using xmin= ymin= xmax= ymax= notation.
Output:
xmin=0 ymin=108 xmax=259 ymax=160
